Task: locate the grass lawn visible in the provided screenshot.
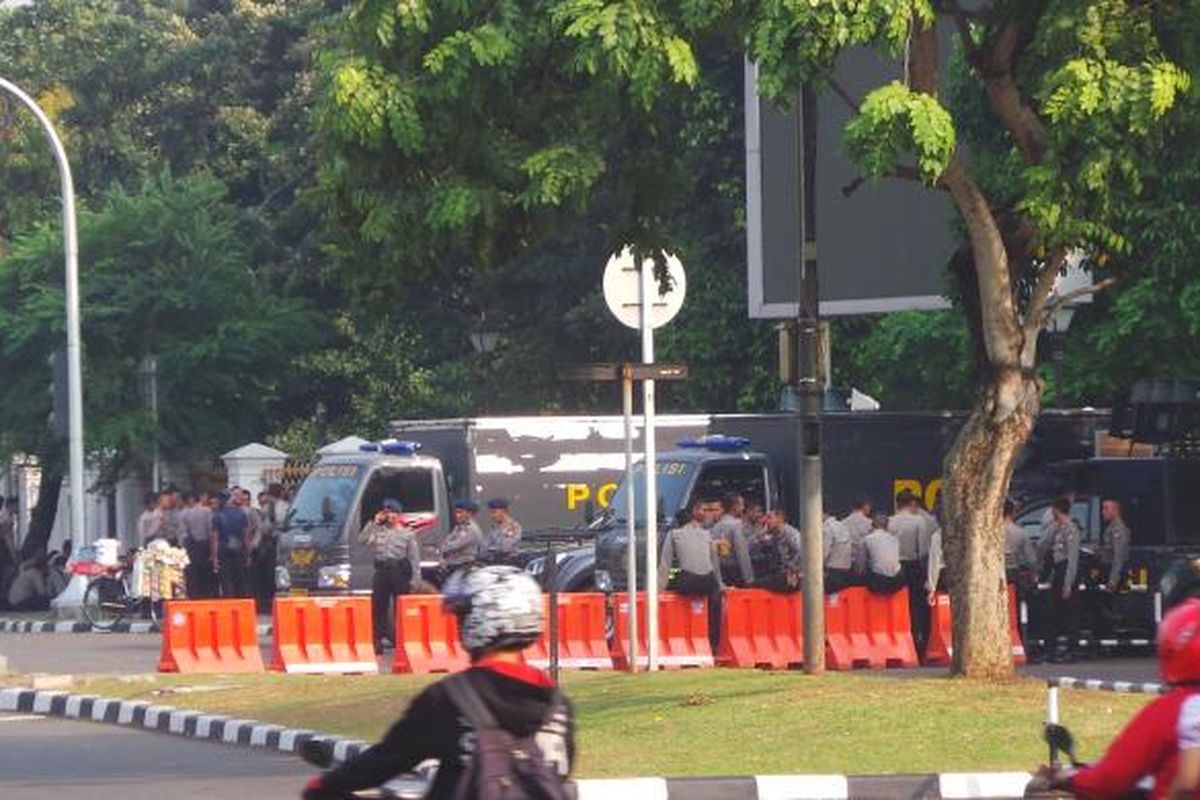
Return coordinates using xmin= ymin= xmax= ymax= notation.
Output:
xmin=76 ymin=670 xmax=1148 ymax=778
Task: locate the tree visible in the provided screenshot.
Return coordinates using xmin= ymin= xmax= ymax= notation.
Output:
xmin=0 ymin=174 xmax=315 ymax=504
xmin=319 ymin=0 xmax=1196 ymax=677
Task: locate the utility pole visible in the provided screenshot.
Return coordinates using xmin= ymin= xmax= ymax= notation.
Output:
xmin=0 ymin=77 xmax=86 ymax=546
xmin=796 ymin=86 xmax=825 ymax=673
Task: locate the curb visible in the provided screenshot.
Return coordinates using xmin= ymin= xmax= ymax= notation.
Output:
xmin=0 ymin=685 xmax=360 ymax=757
xmin=0 ymin=686 xmax=1033 ymax=799
xmin=0 ymin=619 xmax=158 ymax=634
xmin=0 ymin=618 xmax=274 ymax=637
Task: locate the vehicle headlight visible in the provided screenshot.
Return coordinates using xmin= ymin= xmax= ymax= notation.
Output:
xmin=317 ymin=564 xmax=352 ymax=590
xmin=594 ymin=569 xmax=613 ymax=594
xmin=275 ymin=566 xmax=291 ymax=590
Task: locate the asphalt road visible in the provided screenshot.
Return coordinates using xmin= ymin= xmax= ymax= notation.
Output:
xmin=0 ymin=712 xmax=306 ymax=799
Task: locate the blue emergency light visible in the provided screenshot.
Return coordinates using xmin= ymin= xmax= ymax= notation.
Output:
xmin=677 ymin=435 xmax=751 ymax=452
xmin=360 ymin=440 xmax=423 ymax=455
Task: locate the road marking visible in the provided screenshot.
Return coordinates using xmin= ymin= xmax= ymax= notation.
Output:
xmin=0 ymin=714 xmax=44 ymax=722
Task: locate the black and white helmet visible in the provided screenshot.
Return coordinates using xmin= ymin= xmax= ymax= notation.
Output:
xmin=442 ymin=566 xmax=544 ymax=655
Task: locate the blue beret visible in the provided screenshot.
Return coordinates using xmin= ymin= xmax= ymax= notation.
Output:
xmin=486 ymin=497 xmax=510 ymax=510
xmin=382 ymin=498 xmax=403 ymax=512
xmin=454 ymin=499 xmax=478 ymax=512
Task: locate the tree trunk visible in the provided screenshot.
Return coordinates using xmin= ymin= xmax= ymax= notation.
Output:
xmin=21 ymin=472 xmax=62 ymax=560
xmin=942 ymin=368 xmax=1041 ymax=679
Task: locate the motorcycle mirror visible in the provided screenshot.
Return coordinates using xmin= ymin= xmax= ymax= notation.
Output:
xmin=1044 ymin=723 xmax=1079 ymax=766
xmin=298 ymin=738 xmax=335 ymax=769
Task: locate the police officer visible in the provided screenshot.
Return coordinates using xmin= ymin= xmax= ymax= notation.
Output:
xmin=440 ymin=499 xmax=483 ymax=583
xmin=749 ymin=508 xmax=804 ymax=594
xmin=484 ymin=497 xmax=523 ymax=565
xmin=712 ymin=492 xmax=755 ymax=586
xmin=841 ymin=496 xmax=873 ymax=578
xmin=1004 ymin=499 xmax=1037 ymax=588
xmin=889 ymin=491 xmax=932 ymax=653
xmin=823 ymin=512 xmax=853 ymax=593
xmin=360 ymin=498 xmax=420 ymax=652
xmin=659 ymin=493 xmax=726 ymax=650
xmin=1037 ymin=496 xmax=1082 ymax=662
xmin=1092 ymin=497 xmax=1133 ymax=641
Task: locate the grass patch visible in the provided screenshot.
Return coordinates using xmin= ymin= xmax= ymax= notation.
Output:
xmin=77 ymin=670 xmax=1147 ymax=777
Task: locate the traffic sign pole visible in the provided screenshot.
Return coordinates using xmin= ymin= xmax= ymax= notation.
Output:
xmin=622 ymin=364 xmax=638 ymax=672
xmin=640 ymin=261 xmax=659 ymax=672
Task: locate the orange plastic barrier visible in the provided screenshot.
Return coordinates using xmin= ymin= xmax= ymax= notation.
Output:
xmin=158 ymin=599 xmax=264 ymax=673
xmin=824 ymin=587 xmax=918 ymax=670
xmin=526 ymin=593 xmax=613 ymax=671
xmin=823 ymin=588 xmax=875 ymax=669
xmin=611 ymin=592 xmax=713 ymax=669
xmin=269 ymin=596 xmax=377 ymax=674
xmin=1009 ymin=584 xmax=1027 ymax=665
xmin=716 ymin=589 xmax=804 ymax=669
xmin=865 ymin=588 xmax=920 ymax=668
xmin=924 ymin=593 xmax=954 ymax=666
xmin=923 ymin=585 xmax=1026 ymax=666
xmin=392 ymin=594 xmax=469 ymax=674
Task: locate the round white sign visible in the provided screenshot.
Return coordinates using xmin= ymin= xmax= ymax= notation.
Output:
xmin=602 ymin=247 xmax=686 ymax=330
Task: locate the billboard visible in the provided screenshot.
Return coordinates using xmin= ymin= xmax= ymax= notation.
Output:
xmin=745 ymin=50 xmax=957 ymax=318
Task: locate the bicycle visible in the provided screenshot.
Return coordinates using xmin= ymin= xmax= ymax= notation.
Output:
xmin=81 ymin=548 xmax=185 ymax=630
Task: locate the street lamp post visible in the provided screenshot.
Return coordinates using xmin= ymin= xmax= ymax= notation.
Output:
xmin=0 ymin=77 xmax=86 ymax=545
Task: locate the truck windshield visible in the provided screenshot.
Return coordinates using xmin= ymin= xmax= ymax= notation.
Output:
xmin=287 ymin=464 xmax=363 ymax=528
xmin=608 ymin=460 xmax=695 ymax=525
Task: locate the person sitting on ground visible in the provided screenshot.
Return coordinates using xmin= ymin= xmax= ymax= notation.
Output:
xmin=712 ymin=492 xmax=755 ymax=587
xmin=7 ymin=553 xmax=51 ymax=611
xmin=302 ymin=566 xmax=575 ymax=800
xmin=748 ymin=508 xmax=804 ymax=594
xmin=864 ymin=514 xmax=905 ymax=595
xmin=659 ymin=493 xmax=726 ymax=650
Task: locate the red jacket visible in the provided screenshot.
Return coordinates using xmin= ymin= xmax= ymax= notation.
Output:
xmin=1072 ymin=687 xmax=1200 ymax=799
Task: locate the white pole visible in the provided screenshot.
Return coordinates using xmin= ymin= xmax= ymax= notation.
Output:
xmin=622 ymin=366 xmax=639 ymax=671
xmin=0 ymin=77 xmax=86 ymax=546
xmin=1047 ymin=685 xmax=1060 ymax=724
xmin=640 ymin=259 xmax=659 ymax=672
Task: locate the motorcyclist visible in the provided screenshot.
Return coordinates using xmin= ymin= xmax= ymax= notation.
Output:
xmin=301 ymin=565 xmax=574 ymax=799
xmin=1036 ymin=597 xmax=1200 ymax=799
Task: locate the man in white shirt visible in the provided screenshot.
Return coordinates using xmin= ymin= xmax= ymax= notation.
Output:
xmin=823 ymin=513 xmax=853 ymax=593
xmin=841 ymin=496 xmax=873 ymax=576
xmin=864 ymin=514 xmax=904 ymax=595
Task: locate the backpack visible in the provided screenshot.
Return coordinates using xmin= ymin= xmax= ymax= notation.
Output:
xmin=442 ymin=673 xmax=570 ymax=800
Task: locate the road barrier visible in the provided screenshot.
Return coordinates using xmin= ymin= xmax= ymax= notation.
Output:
xmin=269 ymin=596 xmax=377 ymax=674
xmin=925 ymin=585 xmax=1025 ymax=666
xmin=158 ymin=599 xmax=264 ymax=673
xmin=824 ymin=587 xmax=917 ymax=670
xmin=611 ymin=592 xmax=714 ymax=669
xmin=716 ymin=588 xmax=804 ymax=669
xmin=392 ymin=594 xmax=470 ymax=674
xmin=526 ymin=593 xmax=612 ymax=671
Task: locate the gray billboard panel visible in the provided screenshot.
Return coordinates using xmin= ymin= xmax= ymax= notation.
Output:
xmin=745 ymin=54 xmax=956 ymax=318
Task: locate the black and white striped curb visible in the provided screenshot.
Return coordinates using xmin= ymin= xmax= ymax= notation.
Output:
xmin=566 ymin=773 xmax=1033 ymax=799
xmin=0 ymin=686 xmax=364 ymax=757
xmin=0 ymin=687 xmax=1036 ymax=799
xmin=0 ymin=619 xmax=158 ymax=634
xmin=1029 ymin=637 xmax=1154 ymax=649
xmin=0 ymin=618 xmax=274 ymax=636
xmin=1048 ymin=676 xmax=1167 ymax=695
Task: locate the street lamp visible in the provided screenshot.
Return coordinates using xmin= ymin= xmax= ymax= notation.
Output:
xmin=0 ymin=76 xmax=86 ymax=545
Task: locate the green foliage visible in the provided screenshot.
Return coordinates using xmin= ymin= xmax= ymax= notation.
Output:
xmin=846 ymin=81 xmax=956 ymax=183
xmin=833 ymin=311 xmax=974 ymax=411
xmin=0 ymin=174 xmax=315 ymax=484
